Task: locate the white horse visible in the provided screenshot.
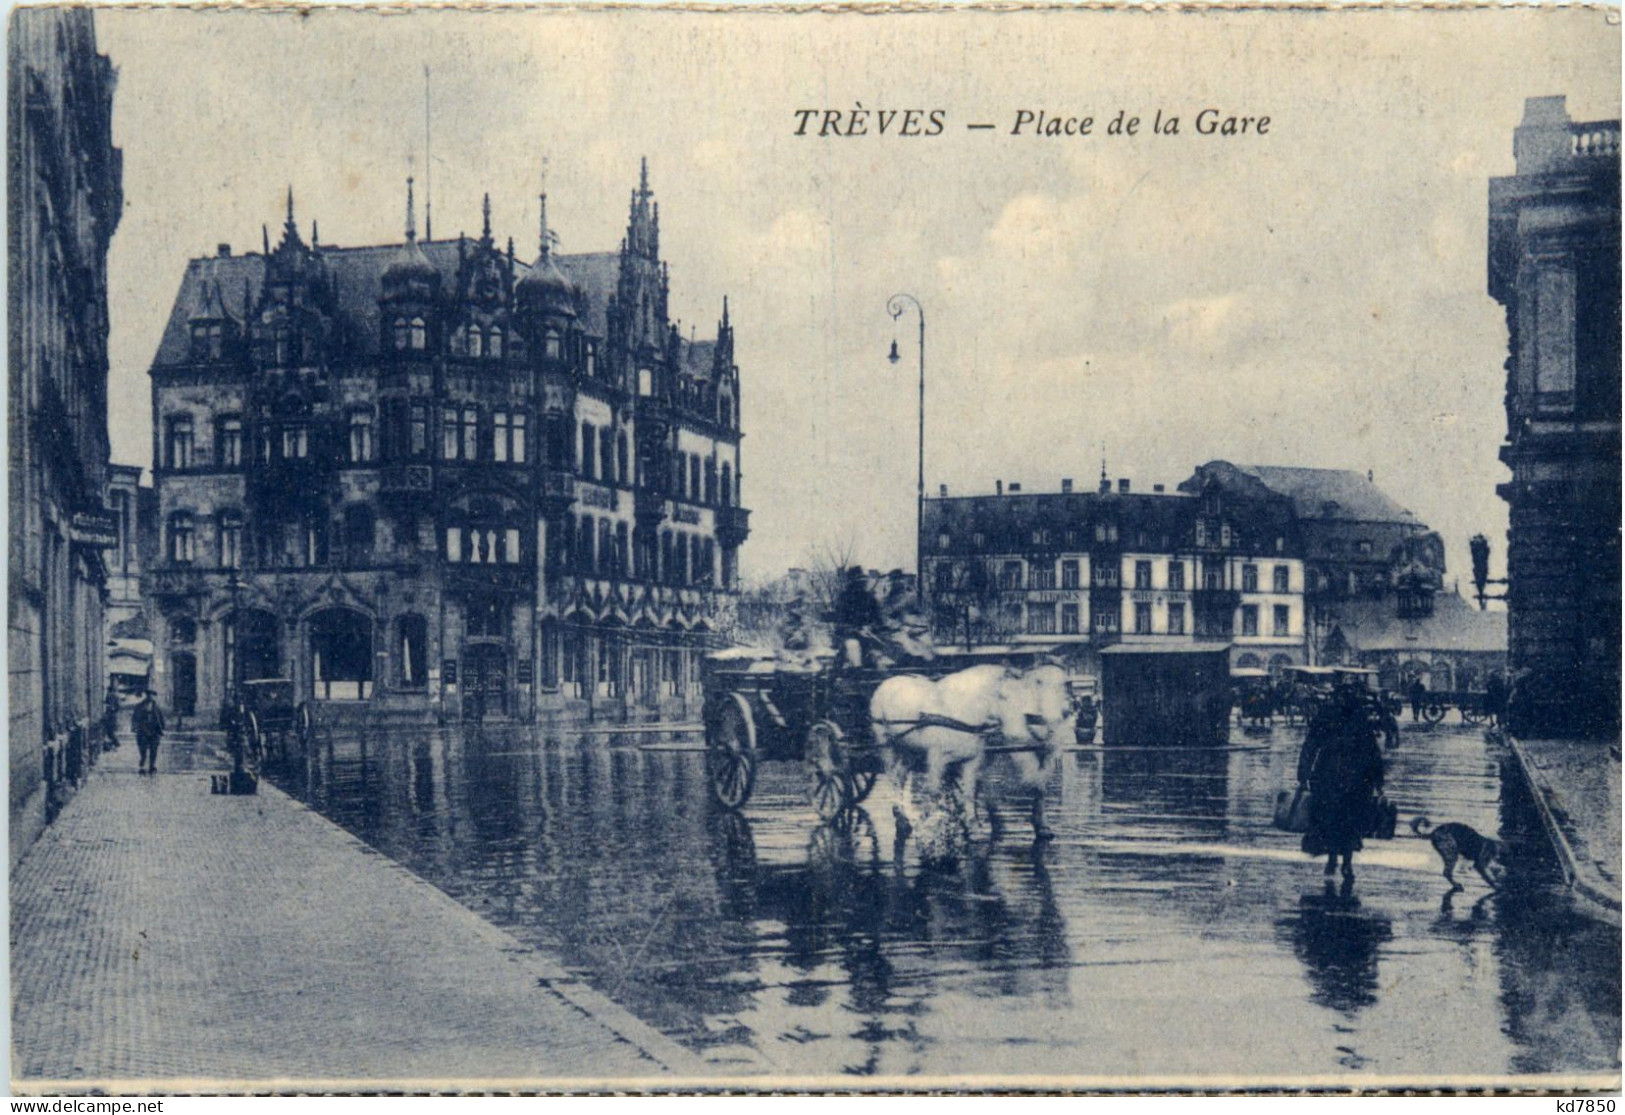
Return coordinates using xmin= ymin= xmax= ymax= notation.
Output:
xmin=870 ymin=663 xmax=1075 ymax=843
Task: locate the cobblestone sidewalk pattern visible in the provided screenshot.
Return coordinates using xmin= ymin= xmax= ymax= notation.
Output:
xmin=12 ymin=747 xmax=709 ymax=1090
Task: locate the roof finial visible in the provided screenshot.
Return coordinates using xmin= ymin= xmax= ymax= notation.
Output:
xmin=481 ymin=192 xmax=492 ymax=240
xmin=311 ymin=219 xmax=319 ymax=246
xmin=639 ymin=156 xmax=649 ymax=199
xmin=722 ymin=294 xmax=730 ymax=329
xmin=286 ymin=185 xmax=294 ymax=227
xmin=538 ymin=192 xmax=550 ymax=259
xmin=405 ymin=176 xmax=417 ymax=242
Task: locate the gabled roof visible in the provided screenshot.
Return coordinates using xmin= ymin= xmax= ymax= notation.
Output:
xmin=1232 ymin=464 xmax=1420 ymax=525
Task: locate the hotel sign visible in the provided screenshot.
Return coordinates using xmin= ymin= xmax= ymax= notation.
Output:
xmin=579 ymin=483 xmax=617 ymax=511
xmin=70 ymin=509 xmax=119 ymax=549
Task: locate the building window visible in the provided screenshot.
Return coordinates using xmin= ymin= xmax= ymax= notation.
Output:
xmin=409 ymin=402 xmax=428 ymax=458
xmin=168 ymin=512 xmax=194 ymax=564
xmin=1028 ymin=604 xmax=1057 ymax=635
xmin=1092 ymin=564 xmax=1118 ymax=587
xmin=1357 ymin=540 xmax=1373 ymax=556
xmin=1030 ymin=562 xmax=1056 ymax=590
xmin=1241 ymin=605 xmax=1259 ymax=637
xmin=408 ymin=317 xmax=426 ymax=351
xmin=1135 ymin=561 xmax=1153 ymax=590
xmin=166 ymin=415 xmax=194 ymax=470
xmin=398 ymin=615 xmax=427 ymax=689
xmin=343 ymin=506 xmax=374 ymax=563
xmin=935 ymin=562 xmax=953 ymax=591
xmin=938 ymin=533 xmax=951 ymax=552
xmin=1000 ymin=561 xmax=1023 ymax=590
xmin=690 ymin=455 xmax=702 ymax=502
xmin=1242 ymin=564 xmax=1259 ymax=593
xmin=1092 ymin=606 xmax=1118 ymax=633
xmin=721 ymin=463 xmax=733 ymax=506
xmin=1061 ymin=603 xmax=1081 ymax=634
xmin=217 ymin=416 xmax=243 ymax=467
xmin=303 ymin=520 xmax=329 ymax=567
xmin=445 ymin=526 xmax=462 ymax=563
xmin=488 ymin=328 xmax=503 ymax=359
xmin=580 ymin=423 xmax=595 ymax=479
xmin=585 ymin=343 xmax=597 ymax=378
xmin=972 ymin=532 xmax=985 ymax=549
xmin=1273 ymin=565 xmax=1290 ymax=593
xmin=1168 ymin=562 xmax=1185 ymax=591
xmin=1134 ymin=602 xmax=1153 ymax=634
xmin=219 ymin=512 xmax=242 ymax=569
xmin=1061 ymin=560 xmax=1080 ymax=589
xmin=1273 ymin=604 xmax=1291 ymax=637
xmin=601 ymin=429 xmax=616 ymax=484
xmin=309 ymin=608 xmax=373 ymax=701
xmin=348 ymin=411 xmax=374 ymax=463
xmin=494 ymin=411 xmax=527 ymax=464
xmin=282 ymin=424 xmax=308 ymax=460
xmin=392 ymin=318 xmax=409 ymax=350
xmin=545 ymin=329 xmax=562 ymax=360
xmin=1032 ymin=529 xmax=1050 ymax=547
xmin=1220 ymin=524 xmax=1233 ymax=548
xmin=638 ymin=367 xmax=654 ymax=397
xmin=1168 ymin=602 xmax=1186 ymax=635
xmin=468 ymin=325 xmax=484 ymax=357
xmin=1202 ymin=561 xmax=1225 ymax=590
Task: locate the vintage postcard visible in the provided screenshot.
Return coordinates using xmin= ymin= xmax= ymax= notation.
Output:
xmin=7 ymin=0 xmax=1620 ymax=1096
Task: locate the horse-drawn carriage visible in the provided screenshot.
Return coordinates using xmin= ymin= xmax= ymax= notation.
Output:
xmin=228 ymin=678 xmax=316 ymax=768
xmin=701 ymin=645 xmax=1072 ymax=820
xmin=1406 ymin=689 xmax=1493 ymax=726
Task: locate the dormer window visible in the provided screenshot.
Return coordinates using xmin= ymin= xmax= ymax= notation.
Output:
xmin=585 ymin=343 xmax=597 ymax=378
xmin=638 ymin=368 xmax=654 ymax=397
xmin=392 ymin=318 xmax=409 ymax=351
xmin=545 ymin=329 xmax=562 ymax=361
xmin=410 ymin=318 xmax=427 ymax=351
xmin=468 ymin=325 xmax=483 ymax=357
xmin=488 ymin=328 xmax=503 ymax=359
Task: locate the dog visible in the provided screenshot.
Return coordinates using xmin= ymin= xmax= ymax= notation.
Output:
xmin=1411 ymin=816 xmax=1506 ymax=890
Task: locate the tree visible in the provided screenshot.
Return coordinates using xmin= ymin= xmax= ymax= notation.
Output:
xmin=929 ymin=558 xmax=1007 ymax=650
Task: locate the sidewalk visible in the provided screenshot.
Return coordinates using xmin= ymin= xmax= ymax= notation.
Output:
xmin=11 ymin=737 xmax=712 ymax=1092
xmin=1506 ymin=734 xmax=1622 ymax=927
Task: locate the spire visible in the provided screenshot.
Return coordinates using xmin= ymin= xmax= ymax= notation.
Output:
xmin=262 ymin=224 xmax=269 ymax=255
xmin=311 ymin=219 xmax=319 ymax=247
xmin=405 ymin=176 xmax=417 ymax=242
xmin=285 ymin=185 xmax=295 ymax=230
xmin=722 ymin=295 xmax=730 ymax=330
xmin=481 ymin=192 xmax=491 ymax=241
xmin=538 ymin=193 xmax=550 ymax=259
xmin=639 ymin=156 xmax=650 ymax=200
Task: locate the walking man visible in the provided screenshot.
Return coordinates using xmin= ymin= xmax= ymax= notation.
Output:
xmin=102 ymin=682 xmax=122 ymax=752
xmin=1407 ymin=676 xmax=1427 ymax=723
xmin=132 ymin=689 xmax=165 ymax=775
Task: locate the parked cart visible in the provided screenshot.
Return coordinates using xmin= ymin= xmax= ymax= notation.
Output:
xmin=229 ymin=678 xmax=315 ymax=768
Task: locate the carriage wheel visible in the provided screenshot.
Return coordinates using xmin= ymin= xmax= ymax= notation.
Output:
xmin=849 ymin=770 xmax=879 ymax=805
xmin=243 ymin=710 xmax=264 ymax=769
xmin=295 ymin=702 xmax=316 ymax=749
xmin=1460 ymin=705 xmax=1485 ymax=727
xmin=706 ymin=693 xmax=758 ymax=809
xmin=806 ymin=719 xmax=856 ymax=820
xmin=1422 ymin=701 xmax=1448 ymax=725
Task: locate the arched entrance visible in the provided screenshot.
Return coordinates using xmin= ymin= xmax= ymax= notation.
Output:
xmin=308 ymin=608 xmax=374 ymax=701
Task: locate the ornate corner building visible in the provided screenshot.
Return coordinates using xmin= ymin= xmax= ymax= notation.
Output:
xmin=1488 ymin=96 xmax=1621 ymax=740
xmin=8 ymin=8 xmax=123 ymax=859
xmin=146 ymin=163 xmax=749 ymax=726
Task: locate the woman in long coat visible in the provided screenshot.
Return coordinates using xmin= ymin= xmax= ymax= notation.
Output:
xmin=1297 ymin=686 xmax=1385 ymax=881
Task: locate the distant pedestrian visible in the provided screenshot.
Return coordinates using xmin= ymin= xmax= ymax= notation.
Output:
xmin=132 ymin=690 xmax=165 ymax=775
xmin=102 ymin=682 xmax=121 ymax=752
xmin=1407 ymin=677 xmax=1427 ymax=723
xmin=1485 ymin=671 xmax=1508 ymax=728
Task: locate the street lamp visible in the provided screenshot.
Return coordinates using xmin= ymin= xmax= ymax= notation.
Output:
xmin=886 ymin=293 xmax=925 ymax=611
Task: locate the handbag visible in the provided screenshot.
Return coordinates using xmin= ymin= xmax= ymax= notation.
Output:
xmin=1364 ymin=793 xmax=1398 ymax=839
xmin=1273 ymin=786 xmax=1313 ymax=834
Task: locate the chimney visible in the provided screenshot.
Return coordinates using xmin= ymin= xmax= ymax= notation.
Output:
xmin=1153 ymin=484 xmax=1165 ymax=493
xmin=1118 ymin=478 xmax=1130 ymax=494
xmin=217 ymin=243 xmax=232 ymax=257
xmin=1009 ymin=483 xmax=1022 ymax=494
xmin=938 ymin=484 xmax=947 ymax=498
xmin=995 ymin=480 xmax=1003 ymax=496
xmin=1367 ymin=469 xmax=1374 ymax=483
xmin=1099 ymin=475 xmax=1111 ymax=494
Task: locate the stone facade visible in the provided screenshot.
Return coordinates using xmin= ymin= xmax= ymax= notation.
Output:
xmin=147 ymin=164 xmax=748 ymax=726
xmin=1488 ymin=96 xmax=1621 ymax=740
xmin=7 ymin=8 xmax=123 ymax=861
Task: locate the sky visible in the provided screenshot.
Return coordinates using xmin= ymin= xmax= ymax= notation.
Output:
xmin=95 ymin=7 xmax=1620 ymax=586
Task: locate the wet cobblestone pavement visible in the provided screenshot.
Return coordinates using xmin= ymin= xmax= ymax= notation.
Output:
xmin=10 ymin=737 xmax=701 ymax=1090
xmin=266 ymin=718 xmax=1620 ymax=1085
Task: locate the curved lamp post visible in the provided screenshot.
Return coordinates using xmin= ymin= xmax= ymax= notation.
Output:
xmin=886 ymin=293 xmax=925 ymax=611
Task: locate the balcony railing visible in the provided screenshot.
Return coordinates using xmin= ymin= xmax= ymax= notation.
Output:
xmin=1571 ymin=121 xmax=1621 ymax=159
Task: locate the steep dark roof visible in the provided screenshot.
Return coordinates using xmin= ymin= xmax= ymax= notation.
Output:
xmin=925 ymin=491 xmax=1197 ymax=552
xmin=150 ymin=241 xmax=703 ymax=369
xmin=1233 ymin=464 xmax=1420 ymax=525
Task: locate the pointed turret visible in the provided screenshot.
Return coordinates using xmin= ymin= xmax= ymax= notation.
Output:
xmin=517 ymin=189 xmax=579 ymax=323
xmin=383 ymin=177 xmax=436 ymax=287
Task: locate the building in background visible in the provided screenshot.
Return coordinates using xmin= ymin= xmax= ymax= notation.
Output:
xmin=922 ymin=472 xmax=1305 ymax=676
xmin=7 ymin=8 xmax=123 ymax=860
xmin=1488 ymin=95 xmax=1621 ymax=740
xmin=104 ymin=464 xmax=155 ymax=694
xmin=146 ymin=164 xmax=747 ymax=726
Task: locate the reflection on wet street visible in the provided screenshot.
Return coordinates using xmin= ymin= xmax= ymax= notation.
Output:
xmin=271 ymin=722 xmax=1619 ymax=1079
